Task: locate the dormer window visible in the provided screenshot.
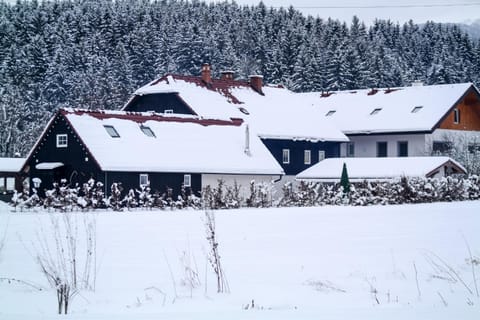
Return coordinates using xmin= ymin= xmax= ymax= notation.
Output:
xmin=104 ymin=125 xmax=120 ymax=138
xmin=140 ymin=126 xmax=155 ymax=138
xmin=164 ymin=109 xmax=173 ymax=114
xmin=411 ymin=106 xmax=423 ymax=113
xmin=370 ymin=108 xmax=382 ymax=115
xmin=325 ymin=110 xmax=336 ymax=116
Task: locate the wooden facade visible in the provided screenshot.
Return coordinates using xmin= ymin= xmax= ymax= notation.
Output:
xmin=261 ymin=139 xmax=341 ymax=175
xmin=23 ymin=112 xmax=204 ymax=198
xmin=437 ymin=88 xmax=480 ymax=131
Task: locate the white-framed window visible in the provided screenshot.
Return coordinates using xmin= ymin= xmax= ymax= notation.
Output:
xmin=6 ymin=177 xmax=15 ymax=191
xmin=318 ymin=150 xmax=325 ymax=162
xmin=104 ymin=125 xmax=120 ymax=138
xmin=304 ymin=150 xmax=311 ymax=165
xmin=139 ymin=174 xmax=149 ymax=187
xmin=184 ymin=174 xmax=191 ymax=187
xmin=164 ymin=109 xmax=174 ymax=114
xmin=56 ymin=134 xmax=68 ymax=148
xmin=453 ymin=108 xmax=460 ymax=124
xmin=347 ymin=142 xmax=355 ymax=157
xmin=282 ymin=149 xmax=290 ymax=164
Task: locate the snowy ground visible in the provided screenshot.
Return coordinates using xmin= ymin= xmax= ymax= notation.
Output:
xmin=0 ymin=200 xmax=479 ymax=319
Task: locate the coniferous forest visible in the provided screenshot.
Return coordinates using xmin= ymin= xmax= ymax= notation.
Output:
xmin=1 ymin=0 xmax=480 ymax=157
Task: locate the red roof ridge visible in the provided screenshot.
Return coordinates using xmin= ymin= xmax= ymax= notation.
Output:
xmin=60 ymin=108 xmax=244 ymax=127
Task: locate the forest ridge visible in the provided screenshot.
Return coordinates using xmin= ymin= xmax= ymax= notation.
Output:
xmin=1 ymin=0 xmax=479 ymax=157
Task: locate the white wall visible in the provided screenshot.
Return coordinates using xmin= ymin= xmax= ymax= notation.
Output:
xmin=201 ymin=174 xmax=280 ymax=198
xmin=348 ymin=133 xmax=428 ymax=157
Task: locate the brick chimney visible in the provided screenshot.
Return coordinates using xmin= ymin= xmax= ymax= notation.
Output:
xmin=201 ymin=63 xmax=212 ymax=83
xmin=220 ymin=70 xmax=235 ymax=80
xmin=249 ymin=75 xmax=263 ymax=95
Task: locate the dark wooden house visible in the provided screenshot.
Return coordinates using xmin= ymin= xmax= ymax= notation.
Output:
xmin=22 ymin=109 xmax=283 ymax=198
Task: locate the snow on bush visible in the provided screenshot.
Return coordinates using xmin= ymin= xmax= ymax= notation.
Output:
xmin=9 ymin=176 xmax=480 ymax=211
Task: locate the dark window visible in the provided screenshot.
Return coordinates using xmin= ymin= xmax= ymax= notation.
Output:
xmin=398 ymin=141 xmax=408 ymax=157
xmin=140 ymin=126 xmax=156 ymax=137
xmin=411 ymin=106 xmax=423 ymax=113
xmin=104 ymin=125 xmax=120 ymax=138
xmin=433 ymin=141 xmax=453 ymax=154
xmin=468 ymin=143 xmax=480 ymax=153
xmin=454 ymin=108 xmax=460 ymax=124
xmin=325 ymin=110 xmax=336 ymax=116
xmin=239 ymin=107 xmax=250 ymax=115
xmin=377 ymin=142 xmax=388 ymax=157
xmin=347 ymin=142 xmax=355 ymax=157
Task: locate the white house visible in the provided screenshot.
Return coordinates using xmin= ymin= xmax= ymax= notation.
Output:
xmin=296 ymin=157 xmax=467 ymax=182
xmin=300 ymin=83 xmax=480 ymax=158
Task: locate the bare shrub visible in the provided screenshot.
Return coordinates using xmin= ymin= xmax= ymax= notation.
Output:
xmin=204 ymin=210 xmax=229 ymax=293
xmin=33 ymin=212 xmax=97 ymax=314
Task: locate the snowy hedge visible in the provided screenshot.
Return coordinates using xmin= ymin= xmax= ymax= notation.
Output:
xmin=279 ymin=175 xmax=480 ymax=207
xmin=9 ymin=176 xmax=480 ymax=211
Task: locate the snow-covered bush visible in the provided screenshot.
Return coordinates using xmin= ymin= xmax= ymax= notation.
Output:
xmin=246 ymin=180 xmax=274 ymax=208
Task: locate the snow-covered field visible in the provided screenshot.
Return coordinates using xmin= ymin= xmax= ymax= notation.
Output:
xmin=0 ymin=200 xmax=479 ymax=319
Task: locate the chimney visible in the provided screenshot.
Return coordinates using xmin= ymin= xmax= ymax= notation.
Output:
xmin=244 ymin=124 xmax=251 ymax=156
xmin=201 ymin=63 xmax=212 ymax=83
xmin=249 ymin=75 xmax=263 ymax=95
xmin=220 ymin=70 xmax=235 ymax=80
xmin=412 ymin=80 xmax=424 ymax=87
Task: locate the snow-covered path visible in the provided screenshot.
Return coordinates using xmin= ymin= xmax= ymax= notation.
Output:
xmin=0 ymin=201 xmax=479 ymax=319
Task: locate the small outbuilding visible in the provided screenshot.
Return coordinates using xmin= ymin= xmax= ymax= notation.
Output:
xmin=296 ymin=157 xmax=467 ymax=182
xmin=0 ymin=157 xmax=26 ymax=202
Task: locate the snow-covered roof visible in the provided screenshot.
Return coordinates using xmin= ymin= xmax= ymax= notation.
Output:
xmin=0 ymin=157 xmax=26 ymax=173
xmin=299 ymin=83 xmax=476 ymax=134
xmin=62 ymin=110 xmax=284 ymax=175
xmin=296 ymin=157 xmax=466 ymax=182
xmin=132 ymin=75 xmax=349 ymax=142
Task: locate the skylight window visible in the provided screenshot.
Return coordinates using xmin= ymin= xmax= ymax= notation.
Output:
xmin=141 ymin=126 xmax=156 ymax=138
xmin=411 ymin=106 xmax=423 ymax=113
xmin=104 ymin=125 xmax=120 ymax=138
xmin=370 ymin=108 xmax=382 ymax=115
xmin=325 ymin=110 xmax=336 ymax=116
xmin=239 ymin=107 xmax=250 ymax=115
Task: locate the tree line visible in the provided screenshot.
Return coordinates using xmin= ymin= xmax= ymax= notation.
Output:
xmin=1 ymin=0 xmax=479 ymax=157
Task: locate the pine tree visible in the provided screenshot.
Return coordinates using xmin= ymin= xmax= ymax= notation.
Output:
xmin=340 ymin=163 xmax=351 ymax=194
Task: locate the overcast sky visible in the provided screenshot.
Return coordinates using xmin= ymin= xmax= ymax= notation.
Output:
xmin=210 ymin=0 xmax=480 ymax=25
xmin=2 ymin=0 xmax=479 ymax=25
